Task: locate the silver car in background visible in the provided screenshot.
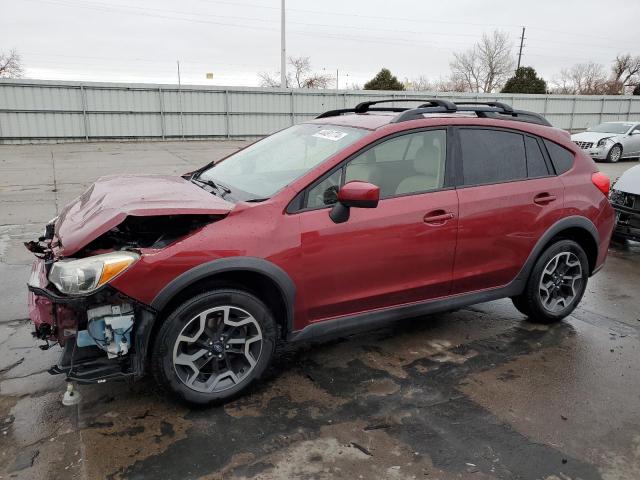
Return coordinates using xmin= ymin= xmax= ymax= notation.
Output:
xmin=571 ymin=122 xmax=640 ymax=163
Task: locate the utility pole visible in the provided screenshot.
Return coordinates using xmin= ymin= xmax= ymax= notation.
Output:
xmin=177 ymin=60 xmax=184 ymax=139
xmin=517 ymin=26 xmax=526 ymax=71
xmin=280 ymin=0 xmax=286 ymax=88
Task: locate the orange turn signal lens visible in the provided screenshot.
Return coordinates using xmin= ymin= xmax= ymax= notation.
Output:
xmin=97 ymin=254 xmax=138 ymax=287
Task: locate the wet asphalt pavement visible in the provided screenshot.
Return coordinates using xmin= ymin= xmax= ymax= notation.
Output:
xmin=0 ymin=142 xmax=639 ymax=480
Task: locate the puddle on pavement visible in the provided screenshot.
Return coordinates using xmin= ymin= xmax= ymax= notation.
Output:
xmin=1 ymin=292 xmax=638 ymax=479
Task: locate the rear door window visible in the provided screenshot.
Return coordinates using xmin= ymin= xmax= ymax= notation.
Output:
xmin=459 ymin=129 xmax=527 ymax=186
xmin=543 ymin=139 xmax=575 ymax=174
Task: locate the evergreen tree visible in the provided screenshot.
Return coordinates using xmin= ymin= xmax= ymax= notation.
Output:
xmin=364 ymin=68 xmax=405 ymax=91
xmin=501 ymin=67 xmax=547 ymax=94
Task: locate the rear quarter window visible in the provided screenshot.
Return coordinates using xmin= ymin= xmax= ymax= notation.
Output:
xmin=543 ymin=139 xmax=575 ymax=174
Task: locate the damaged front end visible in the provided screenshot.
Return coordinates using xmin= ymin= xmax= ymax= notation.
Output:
xmin=25 ymin=214 xmax=220 ymax=384
xmin=26 ymin=219 xmax=156 ymax=383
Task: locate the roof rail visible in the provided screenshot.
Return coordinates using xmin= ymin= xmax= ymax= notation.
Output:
xmin=315 ymin=99 xmax=552 ymax=127
xmin=454 ymin=101 xmax=514 ymax=113
xmin=315 ymin=98 xmax=456 ymax=119
xmin=353 ymin=98 xmax=457 ymax=113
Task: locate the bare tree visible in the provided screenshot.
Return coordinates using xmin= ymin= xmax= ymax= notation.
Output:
xmin=257 ymin=56 xmax=332 ymax=89
xmin=289 ymin=56 xmax=311 ymax=88
xmin=552 ymin=62 xmax=608 ymax=94
xmin=610 ymin=54 xmax=640 ymax=93
xmin=432 ymin=74 xmax=471 ymax=93
xmin=404 ymin=75 xmax=433 ymax=91
xmin=0 ymin=49 xmax=24 ymax=78
xmin=450 ymin=31 xmax=514 ymax=93
xmin=257 ymin=71 xmax=282 ymax=88
xmin=301 ymin=73 xmax=332 ymax=89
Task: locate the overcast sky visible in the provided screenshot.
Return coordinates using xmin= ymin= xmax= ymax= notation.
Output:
xmin=2 ymin=0 xmax=640 ymax=88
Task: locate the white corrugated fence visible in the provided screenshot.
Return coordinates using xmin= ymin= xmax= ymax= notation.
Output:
xmin=1 ymin=79 xmax=640 ymax=144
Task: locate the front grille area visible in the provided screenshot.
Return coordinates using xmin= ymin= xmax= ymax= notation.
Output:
xmin=610 ymin=189 xmax=637 ymax=210
xmin=574 ymin=141 xmax=594 ymax=149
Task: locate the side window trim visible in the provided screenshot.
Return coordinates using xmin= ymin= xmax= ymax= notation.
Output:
xmin=531 ymin=135 xmax=558 ymax=177
xmin=524 ymin=134 xmax=553 ymax=179
xmin=287 ymin=127 xmax=453 ymax=214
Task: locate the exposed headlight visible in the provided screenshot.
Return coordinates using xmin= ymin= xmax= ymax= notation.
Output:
xmin=597 ymin=137 xmax=613 ymax=147
xmin=609 ymin=188 xmax=625 ymax=205
xmin=48 ymin=252 xmax=139 ymax=295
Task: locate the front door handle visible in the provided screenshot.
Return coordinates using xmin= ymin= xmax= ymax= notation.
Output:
xmin=533 ymin=193 xmax=557 ymax=205
xmin=423 ymin=210 xmax=455 ymax=225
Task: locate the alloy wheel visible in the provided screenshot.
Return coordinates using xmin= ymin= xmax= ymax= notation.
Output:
xmin=609 ymin=145 xmax=621 ymax=162
xmin=172 ymin=306 xmax=263 ymax=393
xmin=538 ymin=252 xmax=583 ymax=313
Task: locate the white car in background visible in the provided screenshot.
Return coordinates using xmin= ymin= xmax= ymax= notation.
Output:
xmin=571 ymin=122 xmax=640 ymax=163
xmin=610 ymin=164 xmax=640 ymax=242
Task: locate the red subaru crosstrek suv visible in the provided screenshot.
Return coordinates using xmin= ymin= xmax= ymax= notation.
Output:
xmin=26 ymin=100 xmax=615 ymax=405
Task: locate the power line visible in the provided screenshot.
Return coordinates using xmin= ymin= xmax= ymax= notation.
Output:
xmin=23 ymin=0 xmax=631 ymax=51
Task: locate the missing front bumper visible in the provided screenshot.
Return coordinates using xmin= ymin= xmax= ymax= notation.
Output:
xmin=27 ymin=259 xmax=156 ymax=383
xmin=612 ymin=203 xmax=640 ymax=242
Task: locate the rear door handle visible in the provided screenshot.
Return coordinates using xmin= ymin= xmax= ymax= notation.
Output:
xmin=533 ymin=193 xmax=556 ymax=205
xmin=423 ymin=210 xmax=455 ymax=225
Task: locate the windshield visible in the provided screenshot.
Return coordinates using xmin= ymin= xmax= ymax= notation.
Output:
xmin=198 ymin=124 xmax=368 ymax=199
xmin=588 ymin=123 xmax=633 ymax=134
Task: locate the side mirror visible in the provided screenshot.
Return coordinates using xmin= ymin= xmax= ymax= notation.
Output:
xmin=330 ymin=181 xmax=380 ymax=223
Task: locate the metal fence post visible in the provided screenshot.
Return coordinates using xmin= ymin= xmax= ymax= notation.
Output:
xmin=626 ymin=96 xmax=633 ymax=120
xmin=569 ymin=97 xmax=577 ymax=132
xmin=80 ymin=84 xmax=89 ymax=141
xmin=177 ymin=86 xmax=185 ymax=140
xmin=290 ymin=90 xmax=295 ymax=126
xmin=599 ymin=97 xmax=605 ymax=125
xmin=224 ymin=89 xmax=230 ymax=138
xmin=158 ymin=87 xmax=165 ymax=140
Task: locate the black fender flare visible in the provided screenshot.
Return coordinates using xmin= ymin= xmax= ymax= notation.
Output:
xmin=510 ymin=215 xmax=599 ymax=292
xmin=150 ymin=256 xmax=296 ymax=334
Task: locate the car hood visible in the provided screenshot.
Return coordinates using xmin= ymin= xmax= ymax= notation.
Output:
xmin=571 ymin=131 xmax=621 ymax=143
xmin=613 ymin=165 xmax=640 ymax=196
xmin=54 ymin=174 xmax=234 ymax=256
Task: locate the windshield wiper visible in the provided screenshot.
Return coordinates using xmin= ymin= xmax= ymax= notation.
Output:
xmin=246 ymin=197 xmax=269 ymax=202
xmin=191 ymin=176 xmax=232 ymax=197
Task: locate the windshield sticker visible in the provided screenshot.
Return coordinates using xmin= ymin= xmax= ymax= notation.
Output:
xmin=312 ymin=129 xmax=349 ymax=141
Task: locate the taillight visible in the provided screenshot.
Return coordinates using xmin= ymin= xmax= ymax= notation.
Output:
xmin=591 ymin=172 xmax=610 ymax=196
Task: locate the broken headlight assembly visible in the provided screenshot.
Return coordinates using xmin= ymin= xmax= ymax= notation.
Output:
xmin=48 ymin=251 xmax=139 ymax=295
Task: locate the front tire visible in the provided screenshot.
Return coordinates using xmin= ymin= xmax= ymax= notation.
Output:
xmin=511 ymin=240 xmax=589 ymax=324
xmin=606 ymin=144 xmax=622 ymax=163
xmin=151 ymin=289 xmax=277 ymax=406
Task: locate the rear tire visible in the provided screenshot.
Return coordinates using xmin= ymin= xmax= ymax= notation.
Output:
xmin=151 ymin=289 xmax=277 ymax=406
xmin=511 ymin=240 xmax=589 ymax=324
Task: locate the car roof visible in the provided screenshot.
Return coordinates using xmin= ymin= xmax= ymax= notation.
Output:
xmin=305 ymin=112 xmax=397 ymax=130
xmin=305 ymin=112 xmax=573 ymax=151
